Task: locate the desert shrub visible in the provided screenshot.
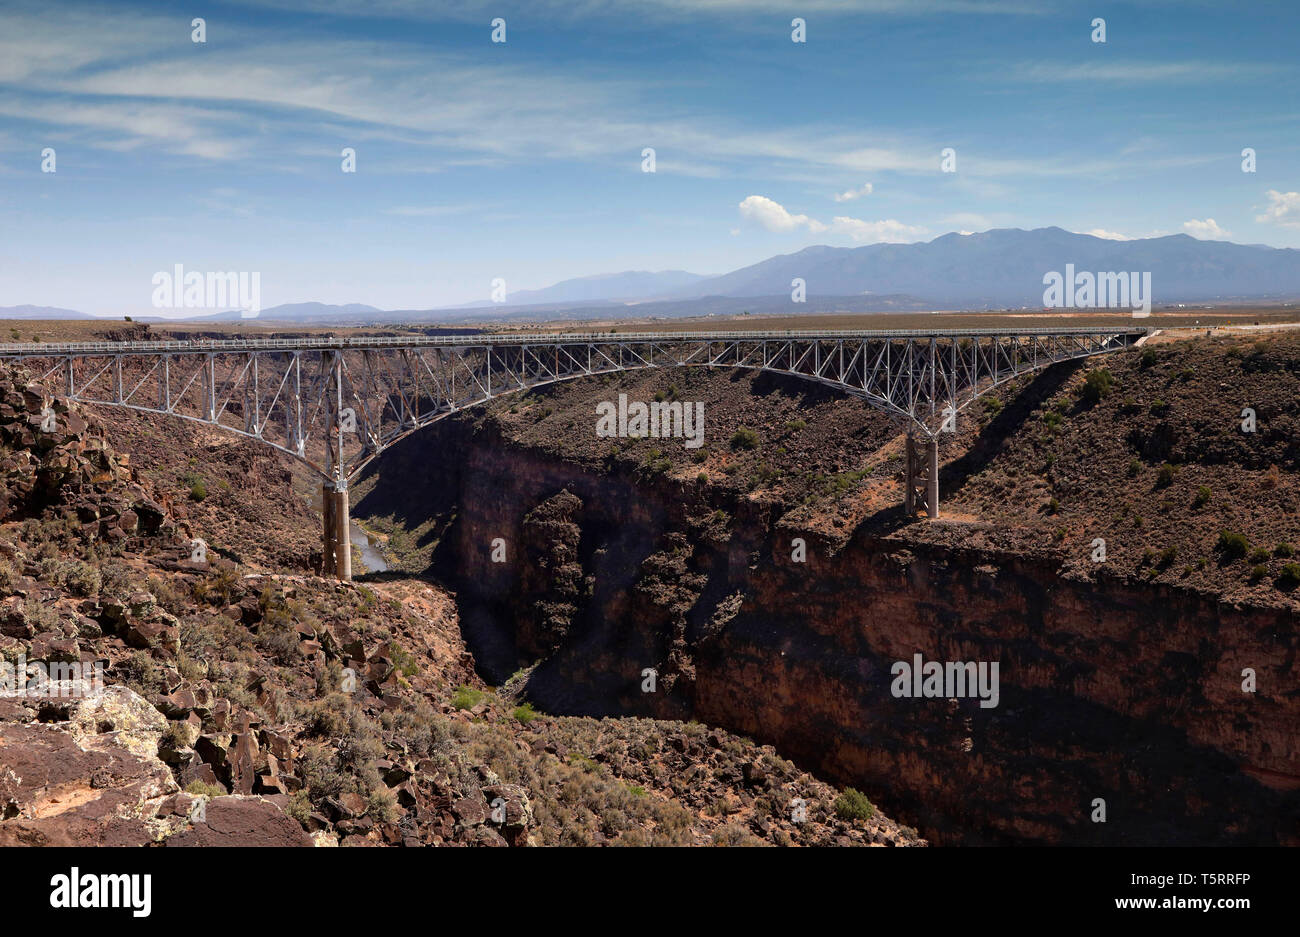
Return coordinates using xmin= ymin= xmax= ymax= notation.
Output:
xmin=386 ymin=642 xmax=417 ymax=678
xmin=1251 ymin=564 xmax=1269 ymax=581
xmin=284 ymin=790 xmax=312 ymax=825
xmin=1080 ymin=368 xmax=1114 ymax=403
xmin=297 ymin=744 xmax=347 ymax=802
xmin=711 ymin=823 xmax=761 ymax=846
xmin=642 ymin=451 xmax=671 ymax=474
xmin=1279 ymin=564 xmax=1300 ymax=586
xmin=1158 ymin=546 xmax=1178 ymax=567
xmin=1193 ymin=486 xmax=1211 ymax=508
xmin=450 ymin=685 xmax=484 ymax=710
xmin=98 ymin=562 xmax=132 ymax=598
xmin=63 ymin=561 xmax=101 ymax=597
xmin=1217 ymin=531 xmax=1249 ymax=560
xmin=185 ymin=780 xmax=226 ymax=798
xmin=1274 ymin=542 xmax=1294 ymax=558
xmin=512 ymin=702 xmax=538 ymax=723
xmin=1139 ymin=348 xmax=1157 ymax=368
xmin=1155 ymin=463 xmax=1176 ymax=486
xmin=834 ymin=787 xmax=875 ymax=821
xmin=1262 ymin=465 xmax=1281 ymax=490
xmin=366 ymin=785 xmax=399 ymax=823
xmin=1127 ymin=458 xmax=1141 ymax=477
xmin=181 ymin=471 xmax=207 ymax=501
xmin=146 ymin=574 xmax=186 ymax=614
xmin=729 ymin=427 xmax=760 ymax=450
xmin=301 ymin=692 xmax=357 ymax=738
xmin=162 ymin=720 xmax=194 ymax=750
xmin=1249 ymin=547 xmax=1271 ymax=564
xmin=192 ymin=567 xmax=238 ymax=607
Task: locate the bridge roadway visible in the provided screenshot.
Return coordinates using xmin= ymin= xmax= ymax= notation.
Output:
xmin=0 ymin=326 xmax=1150 ymax=580
xmin=0 ymin=325 xmax=1149 ymax=357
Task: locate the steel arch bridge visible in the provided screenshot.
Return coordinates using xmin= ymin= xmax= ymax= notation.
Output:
xmin=0 ymin=327 xmax=1148 ymax=579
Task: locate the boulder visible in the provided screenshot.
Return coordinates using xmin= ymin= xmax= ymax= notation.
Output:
xmin=163 ymin=796 xmax=312 ymax=847
xmin=68 ymin=685 xmax=169 ymax=760
xmin=0 ymin=688 xmax=177 ymax=847
xmin=481 ymin=783 xmax=535 ymax=847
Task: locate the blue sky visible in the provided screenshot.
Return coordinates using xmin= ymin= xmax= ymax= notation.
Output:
xmin=1 ymin=0 xmax=1298 ymax=316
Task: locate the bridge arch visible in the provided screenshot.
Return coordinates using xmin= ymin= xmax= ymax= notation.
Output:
xmin=2 ymin=327 xmax=1148 ymax=579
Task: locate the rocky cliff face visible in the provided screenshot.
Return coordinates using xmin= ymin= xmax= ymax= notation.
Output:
xmin=358 ymin=409 xmax=1300 ymax=845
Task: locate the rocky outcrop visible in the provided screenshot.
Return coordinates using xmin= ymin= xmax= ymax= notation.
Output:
xmin=0 ymin=686 xmax=313 ymax=847
xmin=0 ymin=378 xmax=173 ymax=541
xmin=0 ymin=688 xmax=176 ymax=846
xmin=161 ymin=795 xmax=312 ymax=847
xmin=515 ymin=490 xmax=586 ymax=658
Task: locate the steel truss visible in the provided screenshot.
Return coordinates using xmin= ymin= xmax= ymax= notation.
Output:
xmin=1 ymin=328 xmax=1147 ymax=578
xmin=1 ymin=328 xmax=1146 ymax=486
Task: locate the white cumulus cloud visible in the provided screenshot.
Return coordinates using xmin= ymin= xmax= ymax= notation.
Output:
xmin=738 ymin=195 xmax=826 ymax=233
xmin=1255 ymin=190 xmax=1300 ymax=227
xmin=1182 ymin=218 xmax=1229 ymax=239
xmin=738 ymin=195 xmax=923 ymax=243
xmin=1081 ymin=228 xmax=1130 ymax=240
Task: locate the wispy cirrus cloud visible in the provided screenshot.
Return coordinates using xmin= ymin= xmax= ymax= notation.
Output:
xmin=230 ymin=0 xmax=1046 ymax=23
xmin=1006 ymin=61 xmax=1286 ymax=84
xmin=0 ymin=4 xmax=1165 ymax=183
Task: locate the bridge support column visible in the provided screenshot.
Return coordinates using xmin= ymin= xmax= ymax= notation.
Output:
xmin=321 ymin=481 xmax=352 ymax=582
xmin=905 ymin=433 xmax=918 ymax=514
xmin=925 ymin=436 xmax=939 ymax=519
xmin=904 ymin=432 xmax=940 ymax=519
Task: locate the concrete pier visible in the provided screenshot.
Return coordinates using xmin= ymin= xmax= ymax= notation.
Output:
xmin=321 ymin=482 xmax=352 ymax=581
xmin=904 ymin=432 xmax=939 ymax=518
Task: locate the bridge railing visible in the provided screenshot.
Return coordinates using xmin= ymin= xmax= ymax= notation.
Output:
xmin=0 ymin=325 xmax=1151 ymax=357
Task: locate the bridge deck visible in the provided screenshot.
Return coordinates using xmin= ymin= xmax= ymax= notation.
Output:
xmin=0 ymin=326 xmax=1151 ymax=357
xmin=0 ymin=324 xmax=1151 ymax=580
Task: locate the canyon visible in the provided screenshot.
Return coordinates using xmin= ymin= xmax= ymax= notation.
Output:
xmin=351 ymin=329 xmax=1300 ymax=845
xmin=1 ymin=324 xmax=1296 ymax=847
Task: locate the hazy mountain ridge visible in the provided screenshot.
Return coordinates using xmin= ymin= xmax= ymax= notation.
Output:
xmin=0 ymin=305 xmax=96 ymax=320
xmin=672 ymin=228 xmax=1300 ymax=307
xmin=6 ymin=228 xmax=1298 ymax=324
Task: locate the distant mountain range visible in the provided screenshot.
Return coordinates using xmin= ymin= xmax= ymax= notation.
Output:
xmin=673 ymin=227 xmax=1300 ymax=307
xmin=0 ymin=305 xmax=97 ymax=320
xmin=5 ymin=228 xmax=1299 ymax=324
